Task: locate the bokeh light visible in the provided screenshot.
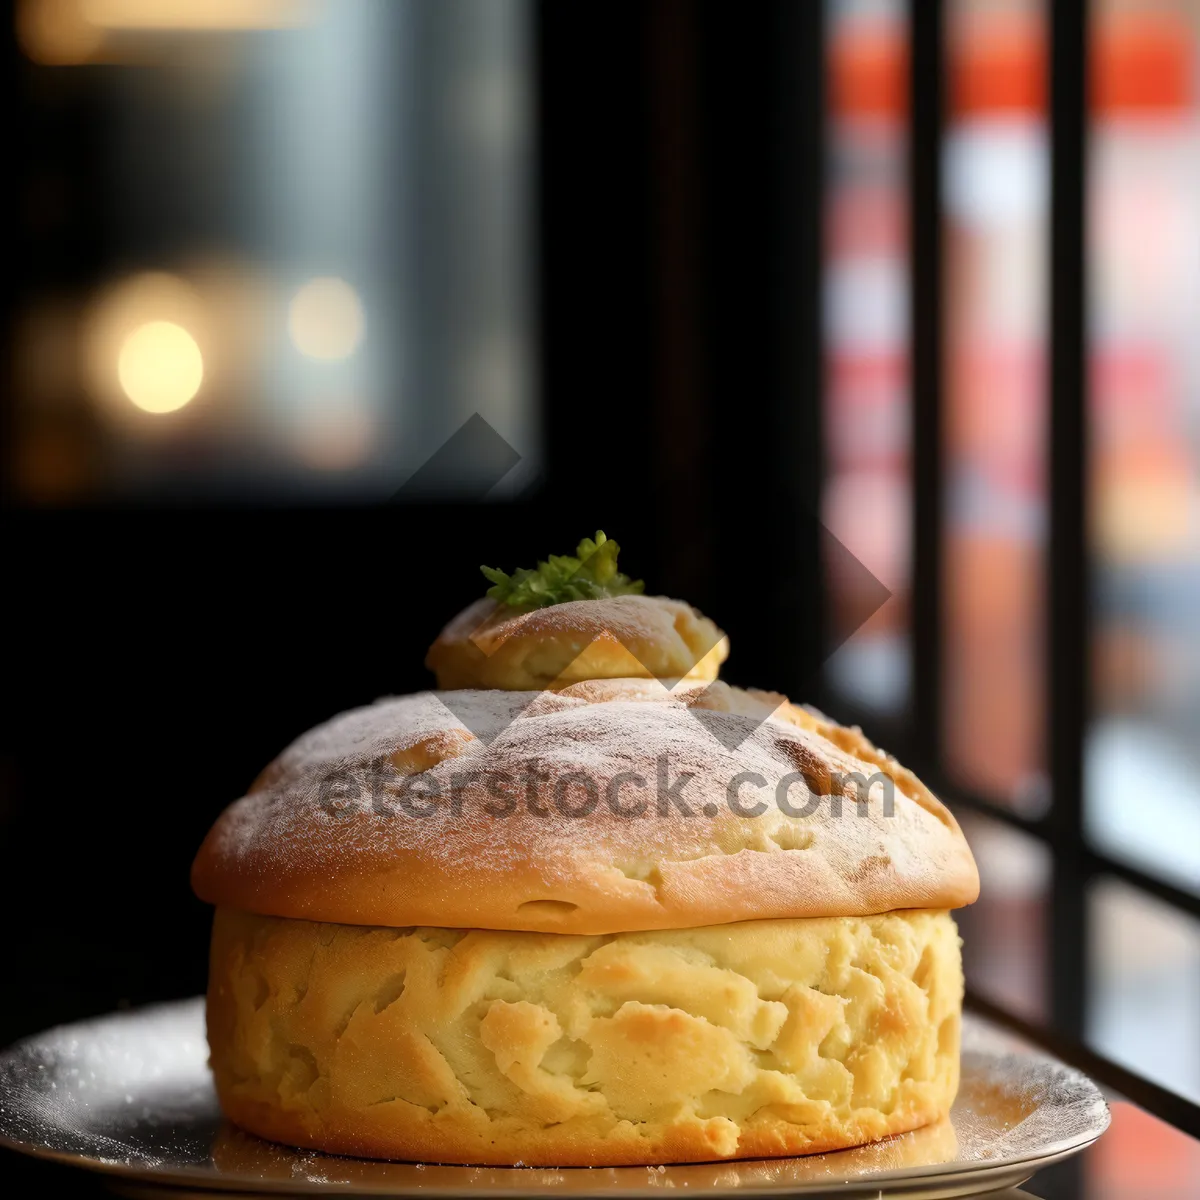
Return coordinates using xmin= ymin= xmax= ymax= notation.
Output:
xmin=17 ymin=0 xmax=314 ymax=68
xmin=17 ymin=0 xmax=105 ymax=65
xmin=117 ymin=321 xmax=203 ymax=414
xmin=84 ymin=272 xmax=209 ymax=422
xmin=79 ymin=0 xmax=309 ymax=30
xmin=287 ymin=277 xmax=365 ymax=362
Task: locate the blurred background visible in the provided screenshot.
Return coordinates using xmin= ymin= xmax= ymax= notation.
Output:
xmin=3 ymin=0 xmax=1199 ymax=1193
xmin=823 ymin=0 xmax=1200 ymax=1111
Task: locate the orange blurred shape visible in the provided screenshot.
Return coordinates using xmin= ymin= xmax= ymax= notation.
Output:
xmin=1092 ymin=445 xmax=1192 ymax=561
xmin=945 ymin=8 xmax=1196 ymax=119
xmin=1093 ymin=11 xmax=1193 ymax=116
xmin=17 ymin=0 xmax=314 ymax=68
xmin=944 ymin=531 xmax=1045 ymax=801
xmin=1086 ymin=1101 xmax=1200 ymax=1198
xmin=946 ymin=530 xmax=1043 ymax=631
xmin=16 ymin=0 xmax=104 ymax=65
xmin=950 ymin=10 xmax=1046 ymax=118
xmin=830 ymin=18 xmax=907 ymax=122
xmin=79 ymin=0 xmax=310 ymax=30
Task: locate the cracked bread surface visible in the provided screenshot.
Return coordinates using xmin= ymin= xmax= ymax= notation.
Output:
xmin=207 ymin=907 xmax=963 ymax=1166
xmin=191 ymin=680 xmax=979 ymax=934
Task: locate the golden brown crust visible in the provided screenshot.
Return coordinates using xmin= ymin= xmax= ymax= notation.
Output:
xmin=425 ymin=595 xmax=729 ymax=690
xmin=211 ymin=1115 xmax=960 ymax=1182
xmin=192 ymin=680 xmax=979 ymax=933
xmin=207 ymin=908 xmax=963 ymax=1166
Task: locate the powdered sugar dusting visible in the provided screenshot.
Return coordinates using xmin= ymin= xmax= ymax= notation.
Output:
xmin=441 ymin=595 xmax=713 ymax=647
xmin=193 ymin=683 xmax=980 ymax=932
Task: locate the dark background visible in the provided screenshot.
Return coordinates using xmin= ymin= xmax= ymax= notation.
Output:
xmin=1 ymin=2 xmax=826 ymax=1050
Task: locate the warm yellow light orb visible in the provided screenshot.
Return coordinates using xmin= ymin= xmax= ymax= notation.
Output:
xmin=287 ymin=277 xmax=365 ymax=361
xmin=117 ymin=320 xmax=204 ymax=413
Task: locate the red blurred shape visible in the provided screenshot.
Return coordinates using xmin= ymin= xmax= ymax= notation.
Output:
xmin=951 ymin=12 xmax=1046 ymax=118
xmin=1094 ymin=12 xmax=1193 ymax=116
xmin=830 ymin=19 xmax=907 ymax=122
xmin=1085 ymin=1100 xmax=1200 ymax=1199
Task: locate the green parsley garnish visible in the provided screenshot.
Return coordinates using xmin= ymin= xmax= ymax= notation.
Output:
xmin=481 ymin=531 xmax=645 ymax=610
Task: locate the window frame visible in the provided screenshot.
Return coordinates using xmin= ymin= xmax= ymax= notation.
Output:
xmin=824 ymin=0 xmax=1200 ymax=1140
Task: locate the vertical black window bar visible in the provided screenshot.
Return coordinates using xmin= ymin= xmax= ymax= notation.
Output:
xmin=1048 ymin=0 xmax=1089 ymax=1042
xmin=908 ymin=0 xmax=942 ymax=774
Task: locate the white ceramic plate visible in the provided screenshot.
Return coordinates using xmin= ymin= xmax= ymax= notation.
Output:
xmin=0 ymin=999 xmax=1109 ymax=1197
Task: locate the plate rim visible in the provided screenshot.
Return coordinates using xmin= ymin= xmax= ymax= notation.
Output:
xmin=0 ymin=997 xmax=1112 ymax=1196
xmin=0 ymin=1131 xmax=1091 ymax=1199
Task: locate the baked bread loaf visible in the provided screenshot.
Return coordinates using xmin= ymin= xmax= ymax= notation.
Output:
xmin=194 ymin=558 xmax=978 ymax=1166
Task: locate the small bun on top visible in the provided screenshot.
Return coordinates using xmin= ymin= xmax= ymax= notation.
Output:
xmin=426 ymin=594 xmax=729 ymax=690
